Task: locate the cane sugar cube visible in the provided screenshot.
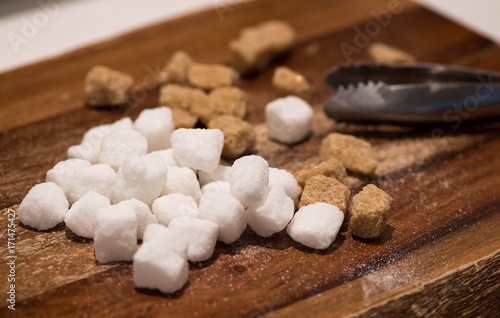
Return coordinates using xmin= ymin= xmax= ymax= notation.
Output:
xmin=66 ymin=164 xmax=116 ymax=204
xmin=171 ymin=108 xmax=198 ymax=129
xmin=268 ymin=167 xmax=301 ymax=207
xmin=46 ymin=158 xmax=91 ymax=197
xmin=368 ymin=42 xmax=416 ymax=64
xmin=230 ymin=155 xmax=269 ymax=208
xmin=188 ymin=63 xmax=239 ymax=91
xmin=319 ymin=133 xmax=378 ymax=175
xmin=171 ymin=128 xmax=224 ymax=172
xmin=299 ymin=175 xmax=350 ymax=213
xmin=116 ymin=199 xmax=158 ymax=240
xmin=266 ymin=96 xmax=313 ymax=145
xmin=18 ymin=182 xmax=69 ymax=230
xmin=152 ymin=194 xmax=199 ymax=226
xmin=350 ymin=184 xmax=393 ymax=239
xmin=169 ymin=216 xmax=219 ymax=262
xmin=201 ymin=181 xmax=231 ymax=194
xmin=295 ymin=158 xmax=347 ymax=188
xmin=85 ymin=65 xmax=134 ymax=106
xmin=64 ymin=191 xmax=111 ymax=238
xmin=246 ymin=185 xmax=294 ymax=237
xmin=198 ymin=165 xmax=231 ymax=186
xmin=198 ymin=191 xmax=246 ymax=244
xmin=230 ymin=20 xmax=296 ymax=74
xmin=272 ymin=66 xmax=311 ymax=101
xmin=161 ymin=167 xmax=201 ymax=203
xmin=208 ymin=115 xmax=255 ymax=159
xmin=94 ymin=205 xmax=137 ymax=263
xmin=134 ymin=107 xmax=175 ymax=152
xmin=163 ymin=51 xmax=193 ymax=85
xmin=287 ymin=202 xmax=344 ymax=250
xmin=191 ymin=87 xmax=248 ymax=126
xmin=159 ymin=84 xmax=208 ymax=111
xmin=99 ymin=129 xmax=148 ymax=169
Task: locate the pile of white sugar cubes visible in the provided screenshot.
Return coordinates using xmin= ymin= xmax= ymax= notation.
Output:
xmin=17 ymin=102 xmax=344 ymax=294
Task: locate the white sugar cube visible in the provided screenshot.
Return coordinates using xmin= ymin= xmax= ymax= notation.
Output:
xmin=99 ymin=129 xmax=148 ymax=169
xmin=246 ymin=185 xmax=294 ymax=237
xmin=171 ymin=128 xmax=224 ymax=172
xmin=94 ymin=205 xmax=138 ymax=263
xmin=64 ymin=191 xmax=111 ymax=238
xmin=152 ymin=194 xmax=199 ymax=226
xmin=287 ymin=202 xmax=344 ymax=249
xmin=66 ymin=164 xmax=116 ymax=204
xmin=266 ymin=96 xmax=313 ymax=144
xmin=67 ymin=142 xmax=100 ymax=164
xmin=230 ymin=155 xmax=269 ymax=208
xmin=161 ymin=166 xmax=201 ymax=203
xmin=150 ymin=149 xmax=181 ymax=167
xmin=269 ymin=167 xmax=301 ymax=207
xmin=198 ymin=191 xmax=246 ymax=244
xmin=198 ymin=164 xmax=231 ymax=186
xmin=113 ymin=154 xmax=167 ymax=206
xmin=18 ymin=182 xmax=69 ymax=230
xmin=169 ymin=216 xmax=219 ymax=262
xmin=116 ymin=199 xmax=158 ymax=240
xmin=134 ymin=107 xmax=175 ymax=152
xmin=46 ymin=158 xmax=91 ymax=197
xmin=142 ymin=223 xmax=188 ymax=257
xmin=201 ymin=181 xmax=231 ymax=194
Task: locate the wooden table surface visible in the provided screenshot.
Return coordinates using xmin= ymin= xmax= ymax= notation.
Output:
xmin=1 ymin=0 xmax=499 ymax=317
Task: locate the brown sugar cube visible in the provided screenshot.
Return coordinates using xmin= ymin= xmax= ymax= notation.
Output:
xmin=208 ymin=115 xmax=256 ymax=159
xmin=299 ymin=175 xmax=350 ymax=213
xmin=191 ymin=87 xmax=248 ymax=125
xmin=187 ymin=63 xmax=239 ymax=91
xmin=159 ymin=84 xmax=208 ymax=111
xmin=319 ymin=133 xmax=378 ymax=175
xmin=368 ymin=42 xmax=416 ymax=64
xmin=230 ymin=20 xmax=296 ymax=74
xmin=171 ymin=108 xmax=198 ymax=129
xmin=162 ymin=51 xmax=193 ymax=85
xmin=272 ymin=66 xmax=311 ymax=101
xmin=85 ymin=65 xmax=134 ymax=106
xmin=350 ymin=184 xmax=393 ymax=239
xmin=295 ymin=158 xmax=347 ymax=188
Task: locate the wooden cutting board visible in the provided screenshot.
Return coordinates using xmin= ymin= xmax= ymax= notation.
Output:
xmin=1 ymin=0 xmax=499 ymax=317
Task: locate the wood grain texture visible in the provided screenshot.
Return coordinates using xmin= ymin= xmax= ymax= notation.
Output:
xmin=1 ymin=0 xmax=500 ymax=317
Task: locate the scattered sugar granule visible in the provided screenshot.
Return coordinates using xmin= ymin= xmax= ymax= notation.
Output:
xmin=99 ymin=129 xmax=148 ymax=169
xmin=319 ymin=133 xmax=378 ymax=175
xmin=134 ymin=107 xmax=175 ymax=152
xmin=85 ymin=65 xmax=134 ymax=106
xmin=162 ymin=51 xmax=193 ymax=85
xmin=159 ymin=84 xmax=207 ymax=112
xmin=266 ymin=96 xmax=313 ymax=145
xmin=46 ymin=158 xmax=91 ymax=197
xmin=299 ymin=175 xmax=350 ymax=213
xmin=246 ymin=185 xmax=294 ymax=237
xmin=116 ymin=198 xmax=158 ymax=240
xmin=287 ymin=202 xmax=344 ymax=250
xmin=368 ymin=42 xmax=416 ymax=64
xmin=191 ymin=87 xmax=248 ymax=125
xmin=272 ymin=66 xmax=311 ymax=101
xmin=18 ymin=182 xmax=69 ymax=231
xmin=171 ymin=108 xmax=198 ymax=129
xmin=295 ymin=158 xmax=347 ymax=188
xmin=94 ymin=205 xmax=137 ymax=263
xmin=230 ymin=20 xmax=296 ymax=74
xmin=230 ymin=155 xmax=269 ymax=208
xmin=198 ymin=164 xmax=231 ymax=186
xmin=171 ymin=128 xmax=224 ymax=172
xmin=169 ymin=216 xmax=219 ymax=262
xmin=187 ymin=63 xmax=239 ymax=91
xmin=201 ymin=181 xmax=231 ymax=195
xmin=208 ymin=115 xmax=256 ymax=159
xmin=161 ymin=166 xmax=202 ymax=203
xmin=66 ymin=164 xmax=116 ymax=204
xmin=268 ymin=167 xmax=301 ymax=208
xmin=198 ymin=190 xmax=246 ymax=244
xmin=152 ymin=194 xmax=199 ymax=226
xmin=64 ymin=191 xmax=110 ymax=238
xmin=350 ymin=184 xmax=393 ymax=239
